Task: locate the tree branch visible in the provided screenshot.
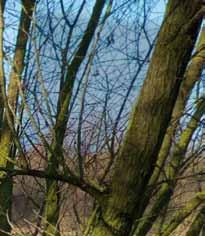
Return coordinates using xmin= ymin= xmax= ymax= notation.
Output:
xmin=0 ymin=167 xmax=109 ymax=201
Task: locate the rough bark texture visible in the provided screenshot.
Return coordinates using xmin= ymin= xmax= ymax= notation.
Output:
xmin=133 ymin=25 xmax=205 ymax=227
xmin=149 ymin=26 xmax=205 ymax=188
xmin=84 ymin=1 xmax=203 ymax=235
xmin=134 ymin=98 xmax=205 ymax=236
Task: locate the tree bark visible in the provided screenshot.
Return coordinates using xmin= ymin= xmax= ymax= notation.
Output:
xmin=134 ymin=98 xmax=205 ymax=236
xmin=84 ymin=1 xmax=203 ymax=235
xmin=186 ymin=205 xmax=205 ymax=236
xmin=149 ymin=25 xmax=205 ymax=188
xmin=133 ymin=25 xmax=205 ymax=228
xmin=160 ymin=191 xmax=205 ymax=236
xmin=42 ymin=1 xmax=107 ymax=235
xmin=0 ymin=1 xmax=35 ymax=234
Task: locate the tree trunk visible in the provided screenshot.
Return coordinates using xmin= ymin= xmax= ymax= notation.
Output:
xmin=149 ymin=25 xmax=205 ymax=188
xmin=160 ymin=191 xmax=205 ymax=236
xmin=84 ymin=1 xmax=203 ymax=235
xmin=42 ymin=1 xmax=107 ymax=234
xmin=42 ymin=179 xmax=60 ymax=236
xmin=0 ymin=1 xmax=35 ymax=234
xmin=133 ymin=25 xmax=205 ymax=227
xmin=134 ymin=98 xmax=205 ymax=236
xmin=186 ymin=206 xmax=205 ymax=236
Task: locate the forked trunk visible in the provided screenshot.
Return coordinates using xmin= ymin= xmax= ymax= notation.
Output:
xmin=84 ymin=1 xmax=203 ymax=235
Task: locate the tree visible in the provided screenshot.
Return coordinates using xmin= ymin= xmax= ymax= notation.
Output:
xmin=133 ymin=26 xmax=205 ymax=236
xmin=1 ymin=1 xmax=205 ymax=235
xmin=83 ymin=1 xmax=204 ymax=235
xmin=0 ymin=0 xmax=35 ymax=233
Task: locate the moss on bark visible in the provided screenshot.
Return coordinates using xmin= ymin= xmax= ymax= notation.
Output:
xmin=160 ymin=191 xmax=205 ymax=236
xmin=186 ymin=205 xmax=205 ymax=236
xmin=0 ymin=0 xmax=35 ymax=233
xmin=84 ymin=1 xmax=203 ymax=235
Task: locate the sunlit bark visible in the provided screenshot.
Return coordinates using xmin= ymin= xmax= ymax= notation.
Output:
xmin=84 ymin=1 xmax=203 ymax=235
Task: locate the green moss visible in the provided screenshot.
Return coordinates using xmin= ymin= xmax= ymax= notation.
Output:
xmin=186 ymin=206 xmax=205 ymax=236
xmin=161 ymin=192 xmax=205 ymax=236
